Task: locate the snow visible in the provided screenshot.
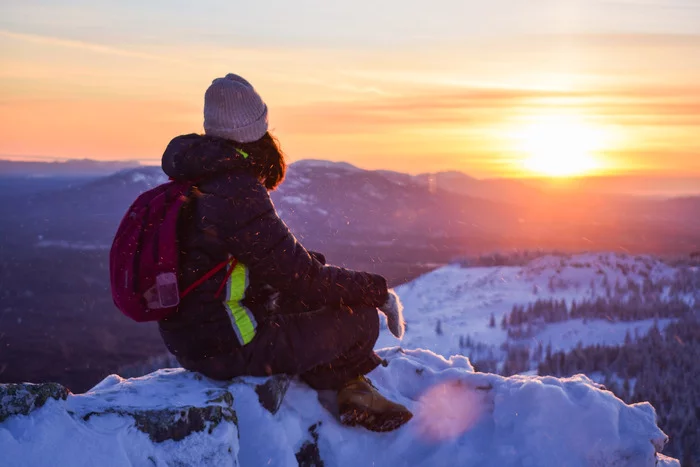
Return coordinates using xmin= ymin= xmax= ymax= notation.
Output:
xmin=128 ymin=169 xmax=168 ymax=187
xmin=0 ymin=349 xmax=677 ymax=466
xmin=278 ymin=174 xmax=311 ymax=190
xmin=361 ymin=180 xmax=384 ymax=199
xmin=0 ymin=370 xmax=239 ymax=467
xmin=524 ymin=253 xmax=675 ymax=284
xmin=290 ymin=159 xmax=361 ymax=172
xmin=532 ymin=318 xmax=672 ymax=352
xmin=377 ymin=253 xmax=688 ymax=362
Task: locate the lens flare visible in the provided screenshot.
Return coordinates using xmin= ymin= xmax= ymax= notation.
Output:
xmin=415 ymin=379 xmax=487 ymax=442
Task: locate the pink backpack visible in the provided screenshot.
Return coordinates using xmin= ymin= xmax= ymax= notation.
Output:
xmin=110 ymin=181 xmax=235 ymax=322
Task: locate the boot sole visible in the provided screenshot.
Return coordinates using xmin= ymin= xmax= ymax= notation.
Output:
xmin=339 ymin=403 xmax=413 ymax=433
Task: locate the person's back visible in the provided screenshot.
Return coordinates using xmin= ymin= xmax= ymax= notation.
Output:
xmin=157 ymin=73 xmax=412 ymax=432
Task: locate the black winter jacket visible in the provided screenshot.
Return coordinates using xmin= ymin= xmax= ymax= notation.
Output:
xmin=158 ymin=134 xmax=389 ymax=361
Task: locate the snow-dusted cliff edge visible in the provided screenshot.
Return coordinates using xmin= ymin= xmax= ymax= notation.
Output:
xmin=0 ymin=348 xmax=679 ymax=467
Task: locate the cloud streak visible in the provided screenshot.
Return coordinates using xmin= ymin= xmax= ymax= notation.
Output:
xmin=0 ymin=30 xmax=181 ymax=63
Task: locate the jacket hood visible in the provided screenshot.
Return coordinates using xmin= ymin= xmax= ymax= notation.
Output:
xmin=161 ymin=133 xmax=254 ymax=181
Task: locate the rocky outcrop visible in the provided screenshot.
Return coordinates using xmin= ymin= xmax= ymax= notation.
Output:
xmin=0 ymin=382 xmax=70 ymax=423
xmin=0 ymin=349 xmax=680 ymax=467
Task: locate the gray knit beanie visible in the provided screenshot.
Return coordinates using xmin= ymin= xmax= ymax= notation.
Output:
xmin=203 ymin=73 xmax=268 ymax=143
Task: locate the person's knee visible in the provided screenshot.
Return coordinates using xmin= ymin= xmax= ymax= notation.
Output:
xmin=347 ymin=306 xmax=380 ymax=343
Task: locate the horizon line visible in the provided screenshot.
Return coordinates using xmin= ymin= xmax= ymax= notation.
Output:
xmin=2 ymin=156 xmax=700 ymax=183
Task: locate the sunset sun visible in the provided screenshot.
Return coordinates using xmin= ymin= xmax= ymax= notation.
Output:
xmin=514 ymin=115 xmax=609 ymax=177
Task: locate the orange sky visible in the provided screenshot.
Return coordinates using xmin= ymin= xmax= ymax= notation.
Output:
xmin=1 ymin=1 xmax=699 ymax=178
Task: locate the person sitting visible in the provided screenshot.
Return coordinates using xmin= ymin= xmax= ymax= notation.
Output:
xmin=157 ymin=73 xmax=412 ymax=432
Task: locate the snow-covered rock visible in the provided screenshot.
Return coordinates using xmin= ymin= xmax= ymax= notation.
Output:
xmin=0 ymin=348 xmax=678 ymax=467
xmin=0 ymin=371 xmax=240 ymax=466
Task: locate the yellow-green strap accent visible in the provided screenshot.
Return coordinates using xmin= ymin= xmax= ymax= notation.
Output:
xmin=223 ymin=261 xmax=257 ymax=345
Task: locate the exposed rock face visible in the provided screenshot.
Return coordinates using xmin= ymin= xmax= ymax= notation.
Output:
xmin=296 ymin=422 xmax=324 ymax=467
xmin=81 ymin=404 xmax=237 ymax=443
xmin=255 ymin=374 xmax=291 ymax=415
xmin=0 ymin=382 xmax=70 ymax=423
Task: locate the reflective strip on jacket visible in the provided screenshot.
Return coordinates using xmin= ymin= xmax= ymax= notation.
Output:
xmin=223 ymin=260 xmax=257 ymax=345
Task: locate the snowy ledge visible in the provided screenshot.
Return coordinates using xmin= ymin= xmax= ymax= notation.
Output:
xmin=0 ymin=348 xmax=679 ymax=467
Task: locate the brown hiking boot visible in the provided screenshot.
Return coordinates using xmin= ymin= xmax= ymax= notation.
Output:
xmin=337 ymin=376 xmax=413 ymax=432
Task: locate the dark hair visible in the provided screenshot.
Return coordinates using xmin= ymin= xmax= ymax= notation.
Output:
xmin=236 ymin=132 xmax=286 ymax=190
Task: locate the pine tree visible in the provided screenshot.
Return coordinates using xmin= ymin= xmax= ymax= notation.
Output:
xmin=624 ymin=330 xmax=632 ymax=346
xmin=533 ymin=342 xmax=544 ymax=362
xmin=489 ymin=313 xmax=496 ymax=328
xmin=622 ymin=378 xmax=631 ymax=401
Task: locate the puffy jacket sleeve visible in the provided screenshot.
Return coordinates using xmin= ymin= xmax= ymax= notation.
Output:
xmin=199 ymin=173 xmax=389 ymax=309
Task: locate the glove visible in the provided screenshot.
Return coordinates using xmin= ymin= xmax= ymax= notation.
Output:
xmin=378 ymin=289 xmax=405 ymax=340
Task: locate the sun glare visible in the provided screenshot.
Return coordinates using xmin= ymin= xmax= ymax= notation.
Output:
xmin=514 ymin=115 xmax=609 ymax=177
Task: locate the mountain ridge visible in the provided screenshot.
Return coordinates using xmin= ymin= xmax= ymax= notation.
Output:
xmin=2 ymin=162 xmax=699 ymax=255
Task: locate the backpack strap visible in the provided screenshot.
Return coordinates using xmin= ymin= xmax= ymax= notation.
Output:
xmin=214 ymin=258 xmax=239 ymax=298
xmin=180 ymin=257 xmax=237 ymax=300
xmin=175 ymin=178 xmax=237 ymax=301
